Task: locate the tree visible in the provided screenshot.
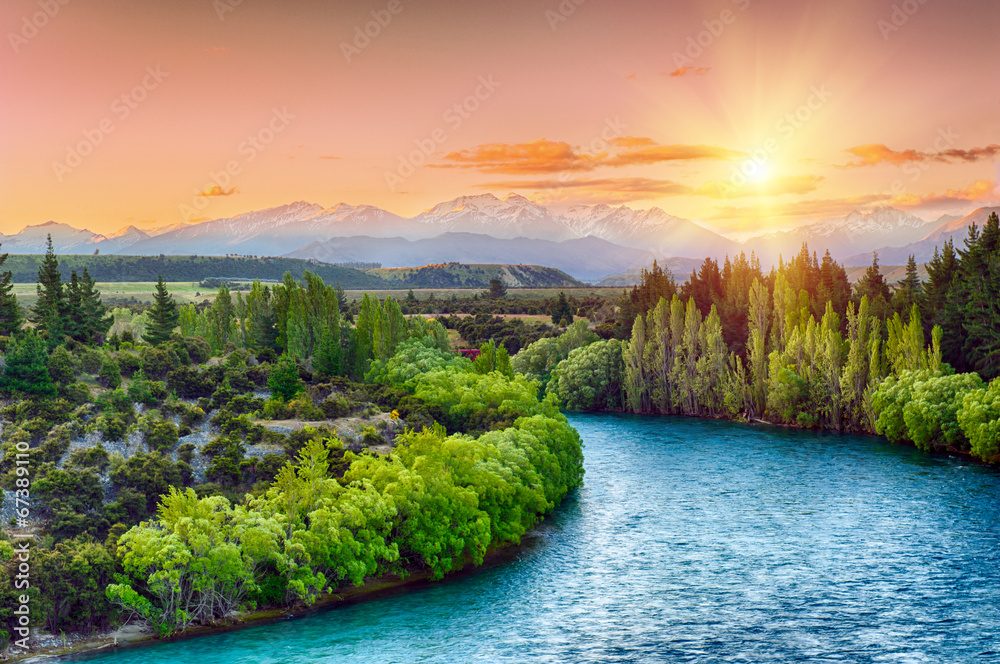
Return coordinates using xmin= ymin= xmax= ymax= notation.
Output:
xmin=855 ymin=252 xmax=891 ymax=320
xmin=486 ymin=278 xmax=507 ymax=300
xmin=892 ymin=255 xmax=922 ymax=321
xmin=0 ymin=331 xmax=56 ymax=397
xmin=550 ymin=291 xmax=573 ymax=325
xmin=0 ymin=244 xmax=21 ymax=336
xmin=269 ymin=354 xmax=303 ymax=401
xmin=145 ymin=276 xmax=179 ymax=346
xmin=33 ymin=235 xmax=65 ymax=343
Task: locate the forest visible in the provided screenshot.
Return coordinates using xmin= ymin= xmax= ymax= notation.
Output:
xmin=516 ymin=212 xmax=1000 ymax=465
xmin=0 ymin=240 xmax=583 ymax=645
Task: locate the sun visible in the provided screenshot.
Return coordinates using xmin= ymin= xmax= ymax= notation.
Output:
xmin=747 ymin=160 xmax=772 ymax=184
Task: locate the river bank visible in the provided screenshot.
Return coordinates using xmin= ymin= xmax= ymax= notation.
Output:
xmin=13 ymin=533 xmax=543 ymax=663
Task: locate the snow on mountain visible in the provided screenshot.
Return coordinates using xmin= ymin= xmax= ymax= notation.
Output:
xmin=842 ymin=206 xmax=1000 ymax=266
xmin=87 ymin=226 xmax=151 ymax=253
xmin=409 ymin=193 xmax=573 ymax=240
xmin=744 ymin=206 xmax=941 ymax=263
xmin=0 ymin=221 xmax=102 ymax=253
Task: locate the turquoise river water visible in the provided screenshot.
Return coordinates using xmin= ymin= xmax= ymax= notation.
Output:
xmin=78 ymin=414 xmax=1000 ymax=663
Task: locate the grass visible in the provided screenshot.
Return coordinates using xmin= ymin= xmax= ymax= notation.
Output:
xmin=11 ymin=282 xmax=622 ymax=307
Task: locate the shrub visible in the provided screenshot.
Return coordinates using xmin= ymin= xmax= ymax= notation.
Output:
xmin=166 ymin=367 xmax=215 ymax=399
xmin=98 ymin=357 xmax=122 ymax=389
xmin=268 ymin=355 xmax=303 ymax=401
xmin=116 ymin=352 xmax=142 ymax=378
xmin=143 ymin=420 xmax=179 ymax=452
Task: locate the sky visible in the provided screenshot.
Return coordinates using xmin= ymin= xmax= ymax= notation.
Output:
xmin=2 ymin=0 xmax=999 ymax=238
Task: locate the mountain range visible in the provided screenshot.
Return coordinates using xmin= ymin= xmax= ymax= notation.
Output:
xmin=4 ymin=194 xmax=997 ymax=281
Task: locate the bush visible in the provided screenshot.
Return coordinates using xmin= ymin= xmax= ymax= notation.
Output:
xmin=321 ymin=397 xmax=352 ymax=419
xmin=167 ymin=367 xmax=215 ymax=399
xmin=98 ymin=357 xmax=122 ymax=389
xmin=47 ymin=345 xmax=77 ymax=384
xmin=99 ymin=415 xmax=129 ymax=442
xmin=143 ymin=420 xmax=179 ymax=452
xmin=116 ymin=352 xmax=142 ymax=378
xmin=181 ymin=336 xmax=212 ymax=365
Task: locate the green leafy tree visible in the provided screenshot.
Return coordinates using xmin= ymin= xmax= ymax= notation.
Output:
xmin=145 ymin=276 xmax=179 ymax=346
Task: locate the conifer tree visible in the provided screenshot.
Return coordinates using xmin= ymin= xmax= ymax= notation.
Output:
xmin=33 ymin=235 xmax=65 ymax=343
xmin=550 ymin=291 xmax=573 ymax=325
xmin=0 ymin=244 xmax=21 ymax=336
xmin=146 ymin=276 xmax=179 ymax=346
xmin=0 ymin=331 xmax=56 ymax=397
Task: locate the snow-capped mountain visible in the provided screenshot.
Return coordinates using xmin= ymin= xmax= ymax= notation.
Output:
xmin=124 ymin=201 xmax=412 ymax=256
xmin=0 ymin=221 xmax=103 ymax=254
xmin=745 ymin=206 xmax=943 ymax=263
xmin=409 ymin=193 xmax=574 ymax=240
xmin=561 ymin=204 xmax=738 ymax=258
xmin=843 ymin=206 xmax=1000 ymax=266
xmin=89 ymin=226 xmax=151 ymax=253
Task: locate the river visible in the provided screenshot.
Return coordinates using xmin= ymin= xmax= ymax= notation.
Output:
xmin=79 ymin=414 xmax=1000 ymax=663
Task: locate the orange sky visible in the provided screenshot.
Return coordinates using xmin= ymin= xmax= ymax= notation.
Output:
xmin=2 ymin=0 xmax=998 ymax=237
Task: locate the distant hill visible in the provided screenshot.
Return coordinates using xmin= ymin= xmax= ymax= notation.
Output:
xmin=593 ymin=258 xmax=703 ymax=287
xmin=1 ymin=254 xmax=588 ymax=291
xmin=368 ymin=263 xmax=586 ymax=289
xmin=287 ymin=232 xmax=666 ymax=282
xmin=1 ymin=254 xmax=388 ymax=288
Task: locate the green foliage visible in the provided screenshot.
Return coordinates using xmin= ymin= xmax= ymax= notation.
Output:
xmin=0 ymin=244 xmax=21 ymax=336
xmin=472 ymin=339 xmax=514 ymax=378
xmin=97 ymin=356 xmax=122 ymax=389
xmin=957 ymin=378 xmax=1000 ymax=461
xmin=550 ymin=291 xmax=573 ymax=325
xmin=269 ymin=354 xmax=304 ymax=401
xmin=145 ymin=276 xmax=179 ymax=346
xmin=0 ymin=331 xmax=56 ymax=397
xmin=550 ymin=339 xmax=624 ymax=412
xmin=512 ymin=321 xmax=599 ymax=390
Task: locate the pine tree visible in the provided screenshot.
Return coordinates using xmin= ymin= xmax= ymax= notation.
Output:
xmin=80 ymin=268 xmax=109 ymax=343
xmin=0 ymin=245 xmax=21 ymax=336
xmin=486 ymin=278 xmax=507 ymax=300
xmin=0 ymin=331 xmax=56 ymax=397
xmin=33 ymin=235 xmax=65 ymax=344
xmin=891 ymin=255 xmax=922 ymax=321
xmin=550 ymin=291 xmax=573 ymax=325
xmin=854 ymin=252 xmax=891 ymax=320
xmin=146 ymin=276 xmax=179 ymax=346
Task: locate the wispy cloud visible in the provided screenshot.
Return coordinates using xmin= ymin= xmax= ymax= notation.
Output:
xmin=890 ymin=179 xmax=999 ymax=208
xmin=667 ymin=66 xmax=711 ymax=77
xmin=708 ymin=194 xmax=889 ymax=220
xmin=695 ymin=175 xmax=825 ymax=199
xmin=843 ymin=143 xmax=1000 ymax=167
xmin=479 ymin=176 xmax=692 ymax=204
xmin=319 ymin=155 xmax=342 ymax=160
xmin=196 ymin=185 xmax=239 ymax=197
xmin=436 ymin=137 xmax=743 ymax=175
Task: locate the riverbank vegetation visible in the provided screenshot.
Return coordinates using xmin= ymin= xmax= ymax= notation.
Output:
xmin=0 ymin=239 xmax=583 ymax=647
xmin=512 ymin=213 xmax=1000 ymax=465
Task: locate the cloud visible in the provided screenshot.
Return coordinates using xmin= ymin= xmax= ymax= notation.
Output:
xmin=196 ymin=185 xmax=239 ymax=197
xmin=319 ymin=155 xmax=342 ymax=160
xmin=478 ymin=176 xmax=693 ymax=204
xmin=843 ymin=143 xmax=1000 ymax=167
xmin=890 ymin=179 xmax=999 ymax=209
xmin=695 ymin=175 xmax=826 ymax=199
xmin=708 ymin=194 xmax=889 ymax=220
xmin=436 ymin=137 xmax=743 ymax=174
xmin=625 ymin=72 xmax=638 ymax=81
xmin=668 ymin=66 xmax=711 ymax=77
